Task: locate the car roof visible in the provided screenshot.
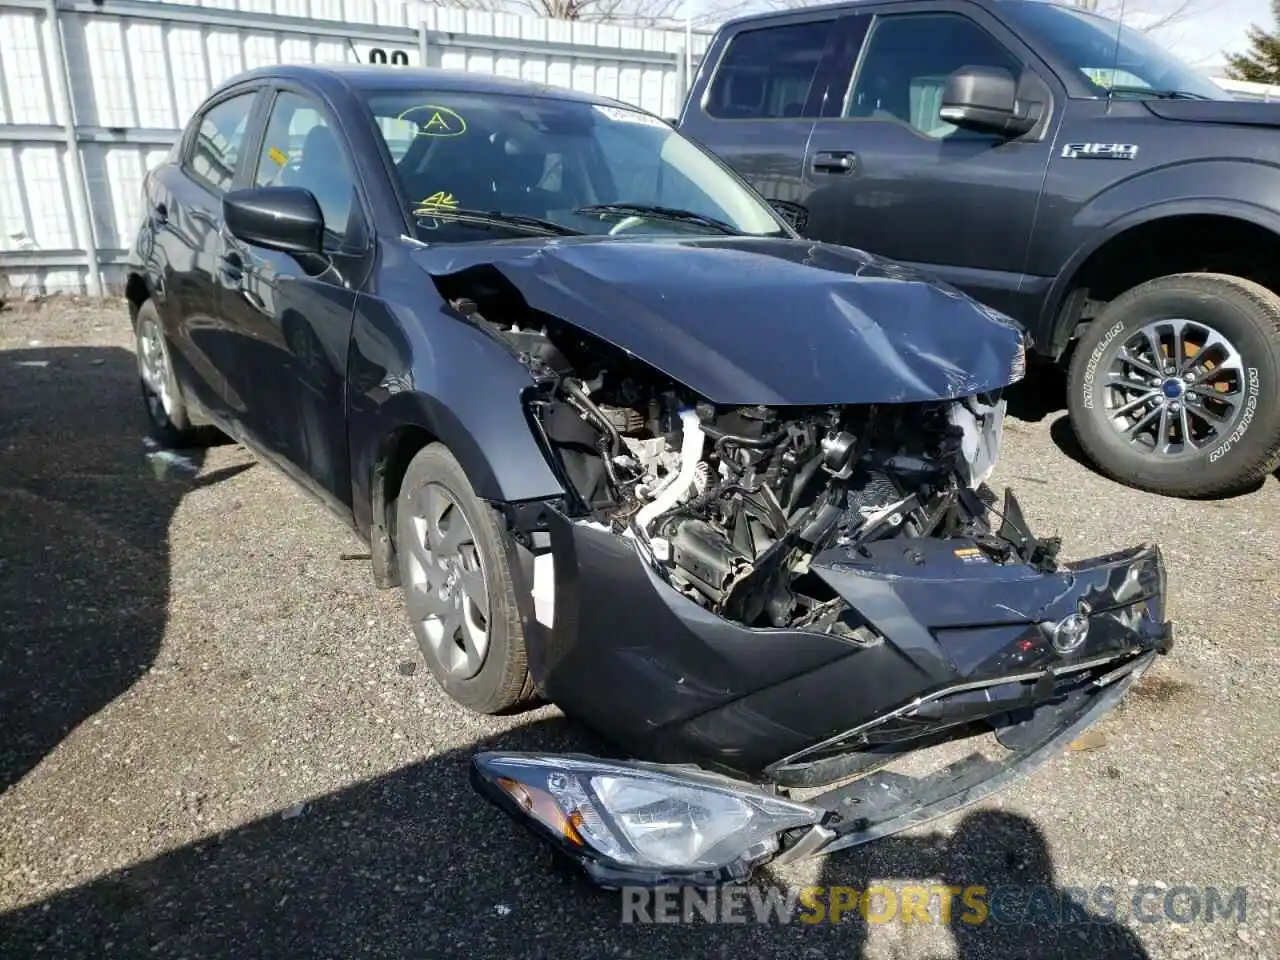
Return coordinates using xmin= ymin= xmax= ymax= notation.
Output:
xmin=221 ymin=63 xmax=638 ymax=110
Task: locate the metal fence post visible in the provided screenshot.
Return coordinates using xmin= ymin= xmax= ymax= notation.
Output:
xmin=685 ymin=17 xmax=693 ymax=96
xmin=675 ymin=44 xmax=688 ymax=106
xmin=45 ymin=0 xmax=101 ymax=296
xmin=418 ymin=21 xmax=430 ymax=68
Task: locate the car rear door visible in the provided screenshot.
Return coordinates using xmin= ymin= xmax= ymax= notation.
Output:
xmin=678 ymin=12 xmax=843 ymax=231
xmin=215 ymin=85 xmax=374 ymax=515
xmin=158 ymin=85 xmax=267 ymax=423
xmin=799 ymin=1 xmax=1062 ymax=320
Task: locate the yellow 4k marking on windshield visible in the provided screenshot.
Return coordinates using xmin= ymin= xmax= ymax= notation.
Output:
xmin=413 ymin=191 xmax=459 ymax=215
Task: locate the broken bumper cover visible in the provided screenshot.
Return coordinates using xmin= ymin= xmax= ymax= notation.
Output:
xmin=528 ymin=507 xmax=1171 ymax=783
xmin=473 ymin=539 xmax=1171 ymax=888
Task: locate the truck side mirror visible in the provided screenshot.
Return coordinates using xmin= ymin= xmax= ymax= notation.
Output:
xmin=940 ymin=65 xmax=1040 ymax=138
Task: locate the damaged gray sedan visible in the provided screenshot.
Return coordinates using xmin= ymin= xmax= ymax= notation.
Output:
xmin=124 ymin=64 xmax=1174 ymax=889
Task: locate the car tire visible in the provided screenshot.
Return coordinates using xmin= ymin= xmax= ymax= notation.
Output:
xmin=394 ymin=442 xmax=535 ymax=714
xmin=132 ymin=300 xmax=217 ymax=448
xmin=1066 ymin=272 xmax=1280 ymax=498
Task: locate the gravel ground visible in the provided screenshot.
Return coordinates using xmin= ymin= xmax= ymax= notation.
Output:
xmin=1 ymin=298 xmax=1278 ymax=960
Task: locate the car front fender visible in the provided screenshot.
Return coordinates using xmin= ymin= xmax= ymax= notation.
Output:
xmin=346 ymin=300 xmax=566 ymax=540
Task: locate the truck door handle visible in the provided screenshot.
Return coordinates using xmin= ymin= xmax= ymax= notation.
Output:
xmin=812 ymin=151 xmax=857 ymax=174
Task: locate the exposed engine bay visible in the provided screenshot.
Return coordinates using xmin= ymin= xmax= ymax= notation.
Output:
xmin=445 ymin=289 xmax=1055 ymax=633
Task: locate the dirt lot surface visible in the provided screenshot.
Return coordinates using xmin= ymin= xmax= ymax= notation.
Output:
xmin=1 ymin=298 xmax=1278 ymax=960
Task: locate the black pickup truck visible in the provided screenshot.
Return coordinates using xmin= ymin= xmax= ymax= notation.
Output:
xmin=677 ymin=0 xmax=1280 ymax=498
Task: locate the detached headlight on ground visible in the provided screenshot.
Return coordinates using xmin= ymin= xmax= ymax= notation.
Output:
xmin=470 ymin=753 xmax=826 ymax=887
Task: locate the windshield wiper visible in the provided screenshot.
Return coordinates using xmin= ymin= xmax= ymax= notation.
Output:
xmin=573 ymin=203 xmax=742 ymax=235
xmin=410 ymin=206 xmax=582 ymax=237
xmin=1107 ymin=85 xmax=1213 ymax=100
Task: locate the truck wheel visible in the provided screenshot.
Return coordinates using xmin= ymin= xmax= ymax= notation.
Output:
xmin=394 ymin=442 xmax=535 ymax=714
xmin=1067 ymin=273 xmax=1280 ymax=497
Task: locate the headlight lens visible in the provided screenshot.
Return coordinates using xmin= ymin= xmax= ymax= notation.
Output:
xmin=472 ymin=753 xmax=824 ymax=882
xmin=591 ymin=774 xmax=753 ymax=867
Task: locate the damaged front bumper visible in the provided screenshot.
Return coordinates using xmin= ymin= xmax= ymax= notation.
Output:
xmin=473 ymin=500 xmax=1173 ymax=888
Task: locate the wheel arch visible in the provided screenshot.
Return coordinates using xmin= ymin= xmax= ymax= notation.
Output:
xmin=124 ymin=271 xmax=151 ymax=323
xmin=369 ymin=421 xmax=437 ymax=589
xmin=1041 ymin=202 xmax=1280 ymax=359
xmin=363 ymin=390 xmax=564 ymax=589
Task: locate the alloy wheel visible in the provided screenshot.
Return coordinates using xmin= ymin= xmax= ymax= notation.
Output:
xmin=1101 ymin=317 xmax=1246 ymax=458
xmin=402 ymin=482 xmax=491 ymax=679
xmin=136 ymin=315 xmax=174 ymax=423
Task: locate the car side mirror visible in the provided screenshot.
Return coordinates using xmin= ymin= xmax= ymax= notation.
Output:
xmin=223 ymin=187 xmax=325 ymax=255
xmin=940 ymin=65 xmax=1039 ymax=138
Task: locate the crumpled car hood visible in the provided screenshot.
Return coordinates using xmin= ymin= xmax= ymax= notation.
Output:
xmin=412 ymin=235 xmax=1025 ymax=406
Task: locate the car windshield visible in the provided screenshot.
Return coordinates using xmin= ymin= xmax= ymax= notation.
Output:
xmin=360 ymin=89 xmax=790 ymax=242
xmin=1002 ymin=0 xmax=1228 ymax=100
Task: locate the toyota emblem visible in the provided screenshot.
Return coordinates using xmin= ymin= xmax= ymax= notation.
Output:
xmin=1051 ymin=613 xmax=1090 ymax=654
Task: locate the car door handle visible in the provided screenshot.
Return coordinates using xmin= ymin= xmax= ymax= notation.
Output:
xmin=812 ymin=151 xmax=857 ymax=174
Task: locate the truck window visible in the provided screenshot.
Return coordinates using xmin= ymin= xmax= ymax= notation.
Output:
xmin=705 ymin=21 xmax=832 ymax=120
xmin=999 ymin=0 xmax=1226 ymax=100
xmin=846 ymin=13 xmax=1022 ymax=139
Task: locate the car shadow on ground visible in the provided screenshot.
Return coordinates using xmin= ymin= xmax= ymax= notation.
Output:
xmin=1004 ymin=362 xmax=1068 ymax=425
xmin=0 ymin=345 xmax=249 ymax=795
xmin=0 ymin=710 xmax=1149 ymax=959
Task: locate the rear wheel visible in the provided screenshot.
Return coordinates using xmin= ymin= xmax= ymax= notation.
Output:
xmin=394 ymin=443 xmax=534 ymax=714
xmin=1066 ymin=273 xmax=1280 ymax=497
xmin=133 ymin=300 xmax=216 ymax=448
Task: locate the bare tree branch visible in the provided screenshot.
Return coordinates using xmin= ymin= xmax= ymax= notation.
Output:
xmin=1082 ymin=0 xmax=1201 ymax=35
xmin=695 ymin=0 xmax=832 ymax=21
xmin=426 ymin=0 xmax=1208 ymax=34
xmin=425 ymin=0 xmax=695 ymax=26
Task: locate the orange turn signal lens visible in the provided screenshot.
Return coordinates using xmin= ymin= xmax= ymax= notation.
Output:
xmin=497 ymin=776 xmax=585 ymax=846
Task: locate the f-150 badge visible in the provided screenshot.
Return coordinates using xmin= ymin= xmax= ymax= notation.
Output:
xmin=1062 ymin=142 xmax=1139 ymax=160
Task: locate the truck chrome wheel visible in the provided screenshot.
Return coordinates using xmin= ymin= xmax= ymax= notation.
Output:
xmin=1103 ymin=317 xmax=1245 ymax=458
xmin=402 ymin=482 xmax=491 ymax=680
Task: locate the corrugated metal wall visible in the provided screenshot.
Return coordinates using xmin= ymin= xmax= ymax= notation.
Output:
xmin=0 ymin=0 xmax=710 ymax=295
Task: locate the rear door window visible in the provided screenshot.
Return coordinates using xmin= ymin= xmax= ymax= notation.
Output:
xmin=185 ymin=92 xmax=258 ymax=194
xmin=706 ymin=21 xmax=832 ymax=120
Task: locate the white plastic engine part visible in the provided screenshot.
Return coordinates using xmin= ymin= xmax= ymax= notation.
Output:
xmin=634 ymin=409 xmax=705 ymax=534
